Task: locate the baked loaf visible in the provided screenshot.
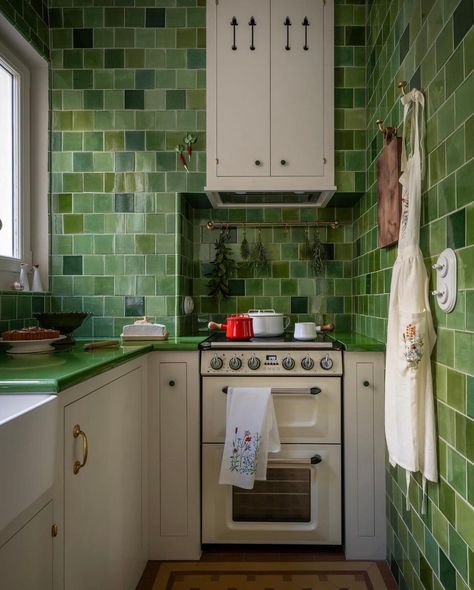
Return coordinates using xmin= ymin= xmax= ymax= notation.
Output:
xmin=2 ymin=326 xmax=60 ymax=340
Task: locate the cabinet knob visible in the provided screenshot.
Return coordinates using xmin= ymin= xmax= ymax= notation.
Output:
xmin=169 ymin=380 xmax=175 ymax=387
xmin=255 ymin=160 xmax=262 ymax=166
xmin=363 ymin=380 xmax=370 ymax=387
xmin=280 ymin=159 xmax=287 ymax=166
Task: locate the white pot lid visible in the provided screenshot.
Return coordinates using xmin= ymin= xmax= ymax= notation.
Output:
xmin=248 ymin=309 xmax=284 ymax=317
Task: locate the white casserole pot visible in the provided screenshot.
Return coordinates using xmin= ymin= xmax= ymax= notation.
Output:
xmin=248 ymin=309 xmax=290 ymax=337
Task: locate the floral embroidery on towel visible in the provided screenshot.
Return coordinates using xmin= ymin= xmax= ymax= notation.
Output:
xmin=403 ymin=323 xmax=424 ymax=369
xmin=229 ymin=427 xmax=262 ymax=475
xmin=400 ymin=193 xmax=409 ymax=237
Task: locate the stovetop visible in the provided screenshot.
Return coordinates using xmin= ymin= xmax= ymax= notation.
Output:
xmin=200 ymin=332 xmax=341 ymax=350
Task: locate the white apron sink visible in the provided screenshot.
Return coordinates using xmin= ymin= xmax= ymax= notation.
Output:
xmin=0 ymin=394 xmax=57 ymax=531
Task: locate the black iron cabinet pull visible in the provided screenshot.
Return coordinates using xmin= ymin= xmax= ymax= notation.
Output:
xmin=249 ymin=16 xmax=256 ymax=50
xmin=231 ymin=16 xmax=238 ymax=50
xmin=284 ymin=17 xmax=291 ymax=50
xmin=303 ymin=17 xmax=310 ymax=50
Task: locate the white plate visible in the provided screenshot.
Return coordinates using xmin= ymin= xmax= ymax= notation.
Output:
xmin=0 ymin=335 xmax=66 ymax=354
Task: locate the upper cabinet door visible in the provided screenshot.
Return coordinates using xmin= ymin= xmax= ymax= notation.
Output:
xmin=215 ymin=0 xmax=271 ymax=177
xmin=270 ymin=0 xmax=325 ymax=177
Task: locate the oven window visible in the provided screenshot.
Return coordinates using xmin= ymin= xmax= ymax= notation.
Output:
xmin=232 ymin=467 xmax=311 ymax=522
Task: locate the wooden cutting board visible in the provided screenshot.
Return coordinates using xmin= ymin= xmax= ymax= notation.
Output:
xmin=376 ymin=128 xmax=402 ymax=248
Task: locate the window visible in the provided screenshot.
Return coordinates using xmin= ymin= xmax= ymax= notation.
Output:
xmin=0 ymin=15 xmax=49 ymax=290
xmin=0 ymin=56 xmax=18 ymax=259
xmin=0 ymin=40 xmax=30 ymax=271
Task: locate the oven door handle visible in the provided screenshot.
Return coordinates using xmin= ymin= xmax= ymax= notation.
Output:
xmin=221 ymin=386 xmax=321 ymax=395
xmin=268 ymin=454 xmax=322 ymax=465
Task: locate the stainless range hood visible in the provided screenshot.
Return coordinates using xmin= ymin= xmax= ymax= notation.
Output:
xmin=205 ymin=190 xmax=335 ymax=208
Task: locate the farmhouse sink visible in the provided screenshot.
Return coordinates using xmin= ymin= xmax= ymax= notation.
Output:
xmin=0 ymin=394 xmax=57 ymax=531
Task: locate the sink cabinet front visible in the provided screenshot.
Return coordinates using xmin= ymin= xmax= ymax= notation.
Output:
xmin=54 ymin=359 xmax=148 ymax=590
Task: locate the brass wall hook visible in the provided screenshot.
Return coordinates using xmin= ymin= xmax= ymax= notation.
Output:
xmin=375 ymin=119 xmax=384 ymax=133
xmin=398 ymin=80 xmax=407 ymax=95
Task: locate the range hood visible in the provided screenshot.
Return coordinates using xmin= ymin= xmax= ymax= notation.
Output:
xmin=205 ymin=190 xmax=335 ymax=208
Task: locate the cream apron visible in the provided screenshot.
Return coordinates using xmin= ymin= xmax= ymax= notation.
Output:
xmin=384 ymin=89 xmax=438 ymax=510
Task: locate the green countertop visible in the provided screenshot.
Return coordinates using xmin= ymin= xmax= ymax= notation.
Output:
xmin=330 ymin=332 xmax=386 ymax=352
xmin=0 ymin=337 xmax=207 ymax=393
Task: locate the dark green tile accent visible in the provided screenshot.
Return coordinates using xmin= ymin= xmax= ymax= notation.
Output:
xmin=447 ymin=208 xmax=466 ymax=249
xmin=73 ymin=28 xmax=93 ymax=49
xmin=146 ymin=8 xmax=165 ymax=28
xmin=63 ymin=256 xmax=83 ymax=276
xmin=125 ymin=90 xmax=144 ymax=110
xmin=453 ymin=0 xmax=473 ymax=48
xmin=115 ymin=193 xmax=134 ymax=213
xmin=439 ymin=548 xmax=456 ymax=590
xmin=399 ymin=25 xmax=410 ymax=63
xmin=291 ymin=297 xmax=308 ymax=314
xmin=105 ymin=49 xmax=124 ymax=69
xmin=125 ymin=297 xmax=145 ymax=316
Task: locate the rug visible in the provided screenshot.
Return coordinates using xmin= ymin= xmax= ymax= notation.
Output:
xmin=152 ymin=561 xmax=392 ymax=590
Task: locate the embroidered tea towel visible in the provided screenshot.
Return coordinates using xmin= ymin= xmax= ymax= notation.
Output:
xmin=219 ymin=387 xmax=281 ymax=489
xmin=385 ymin=88 xmax=438 ymax=511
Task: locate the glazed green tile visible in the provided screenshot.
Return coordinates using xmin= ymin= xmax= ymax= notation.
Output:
xmin=456 ymin=495 xmax=474 ymax=548
xmin=63 ymin=214 xmax=83 ymax=234
xmin=456 ymin=159 xmax=474 ymax=208
xmin=83 ymin=132 xmax=104 ymax=152
xmin=455 ymin=331 xmax=474 ymax=375
xmin=62 ymin=255 xmax=83 ymax=276
xmin=94 ymin=277 xmax=114 ymax=296
xmin=83 ymin=255 xmax=104 ymax=276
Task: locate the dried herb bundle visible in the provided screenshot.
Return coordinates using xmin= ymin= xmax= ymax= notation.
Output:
xmin=310 ymin=229 xmax=325 ymax=275
xmin=240 ymin=228 xmax=250 ymax=260
xmin=206 ymin=232 xmax=237 ymax=299
xmin=249 ymin=229 xmax=269 ymax=274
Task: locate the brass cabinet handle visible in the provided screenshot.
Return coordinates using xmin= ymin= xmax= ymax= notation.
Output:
xmin=73 ymin=424 xmax=89 ymax=475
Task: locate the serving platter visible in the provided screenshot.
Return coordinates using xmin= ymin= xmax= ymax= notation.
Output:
xmin=0 ymin=335 xmax=66 ymax=354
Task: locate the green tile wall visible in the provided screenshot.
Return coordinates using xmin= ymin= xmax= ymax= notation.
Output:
xmin=190 ymin=206 xmax=354 ymax=332
xmin=0 ymin=0 xmax=50 ymax=59
xmin=48 ymin=0 xmax=207 ymax=337
xmin=0 ymin=291 xmax=51 ymax=333
xmin=353 ymin=1 xmax=474 ymax=588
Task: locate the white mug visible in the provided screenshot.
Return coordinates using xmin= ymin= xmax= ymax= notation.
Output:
xmin=294 ymin=322 xmax=317 ymax=340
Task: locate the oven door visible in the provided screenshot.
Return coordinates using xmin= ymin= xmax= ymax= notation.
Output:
xmin=202 ymin=443 xmax=341 ymax=544
xmin=202 ymin=377 xmax=341 ymax=444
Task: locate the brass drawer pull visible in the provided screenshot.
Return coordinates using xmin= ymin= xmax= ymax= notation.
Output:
xmin=73 ymin=424 xmax=89 ymax=475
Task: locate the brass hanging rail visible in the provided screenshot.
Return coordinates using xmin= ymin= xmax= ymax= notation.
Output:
xmin=206 ymin=220 xmax=340 ymax=231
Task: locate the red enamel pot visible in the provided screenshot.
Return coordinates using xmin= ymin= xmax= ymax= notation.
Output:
xmin=208 ymin=314 xmax=254 ymax=340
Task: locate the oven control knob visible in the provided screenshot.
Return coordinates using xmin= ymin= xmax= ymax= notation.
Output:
xmin=210 ymin=355 xmax=223 ymax=370
xmin=282 ymin=356 xmax=295 ymax=371
xmin=248 ymin=356 xmax=261 ymax=370
xmin=229 ymin=356 xmax=242 ymax=370
xmin=301 ymin=356 xmax=314 ymax=370
xmin=320 ymin=355 xmax=334 ymax=370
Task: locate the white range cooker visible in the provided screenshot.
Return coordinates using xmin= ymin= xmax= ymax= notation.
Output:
xmin=200 ymin=333 xmax=343 ymax=545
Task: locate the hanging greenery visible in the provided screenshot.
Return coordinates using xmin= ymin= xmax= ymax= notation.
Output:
xmin=240 ymin=227 xmax=250 ymax=260
xmin=249 ymin=229 xmax=269 ymax=274
xmin=206 ymin=231 xmax=237 ymax=299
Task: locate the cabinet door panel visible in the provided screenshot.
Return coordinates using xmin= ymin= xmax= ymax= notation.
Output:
xmin=271 ymin=0 xmax=325 ymax=176
xmin=64 ymin=369 xmax=142 ymax=590
xmin=216 ymin=0 xmax=270 ymax=176
xmin=0 ymin=502 xmax=53 ymax=590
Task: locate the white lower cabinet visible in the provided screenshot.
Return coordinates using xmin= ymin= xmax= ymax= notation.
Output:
xmin=0 ymin=502 xmax=53 ymax=590
xmin=148 ymin=352 xmax=201 ymax=560
xmin=343 ymin=352 xmax=386 ymax=560
xmin=54 ymin=358 xmax=148 ymax=590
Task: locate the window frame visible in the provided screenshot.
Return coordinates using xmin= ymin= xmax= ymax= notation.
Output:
xmin=0 ymin=38 xmax=31 ymax=275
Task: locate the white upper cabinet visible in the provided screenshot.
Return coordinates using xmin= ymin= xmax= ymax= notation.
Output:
xmin=206 ymin=0 xmax=335 ymax=194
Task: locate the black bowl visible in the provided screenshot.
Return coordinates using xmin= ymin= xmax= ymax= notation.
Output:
xmin=34 ymin=312 xmax=91 ymax=345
